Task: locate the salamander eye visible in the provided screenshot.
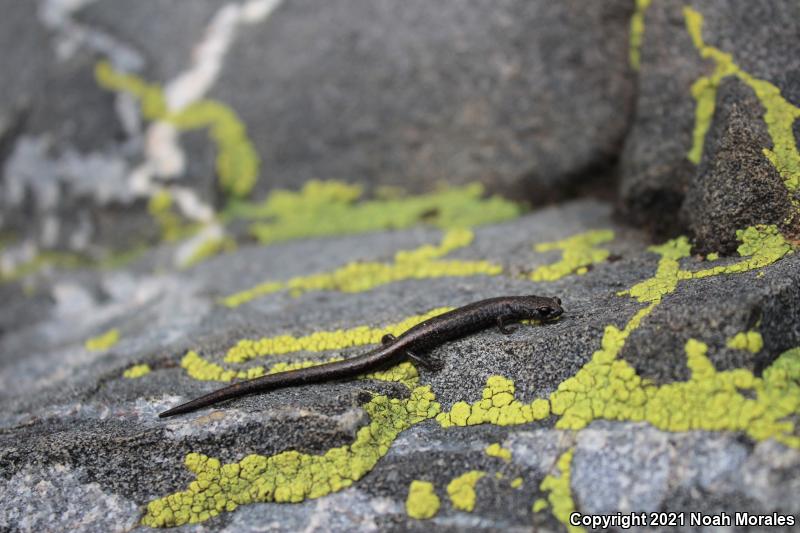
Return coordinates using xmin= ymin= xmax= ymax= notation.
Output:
xmin=537 ymin=306 xmax=553 ymax=316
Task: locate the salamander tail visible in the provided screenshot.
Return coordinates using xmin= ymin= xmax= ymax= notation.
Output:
xmin=158 ymin=388 xmax=235 ymax=418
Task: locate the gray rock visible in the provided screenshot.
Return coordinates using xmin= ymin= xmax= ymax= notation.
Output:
xmin=620 ymin=0 xmax=800 ymax=245
xmin=0 ymin=1 xmax=50 ymax=121
xmin=3 ymin=0 xmax=636 ymax=254
xmin=572 ymin=423 xmax=672 ymax=514
xmin=1 ymin=2 xmax=800 ymax=531
xmin=3 ymin=0 xmax=798 ymax=260
xmin=75 ymin=0 xmax=225 ymax=82
xmin=619 ymin=0 xmax=701 ymax=236
xmin=211 ymin=0 xmax=635 ymax=197
xmin=0 ymin=464 xmax=139 ymax=533
xmin=1 ymin=201 xmax=799 ymax=531
xmin=681 ymin=78 xmax=795 ymax=254
xmin=0 ymin=0 xmax=225 ymax=253
xmin=0 ymin=1 xmax=145 ymax=252
xmin=573 ymin=424 xmax=800 ymax=533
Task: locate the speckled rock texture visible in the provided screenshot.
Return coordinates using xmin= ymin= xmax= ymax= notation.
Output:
xmin=2 ymin=1 xmax=800 ymax=532
xmin=621 ymin=0 xmax=800 ymax=248
xmin=2 ymin=201 xmax=800 ymax=532
xmin=681 ymin=78 xmax=796 ymax=254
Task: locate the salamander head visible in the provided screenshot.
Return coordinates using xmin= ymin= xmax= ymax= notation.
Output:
xmin=516 ymin=295 xmax=564 ymax=321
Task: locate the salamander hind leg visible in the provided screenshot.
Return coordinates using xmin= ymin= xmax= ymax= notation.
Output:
xmin=406 ymin=351 xmax=444 ymax=371
xmin=497 ymin=315 xmax=518 ymax=334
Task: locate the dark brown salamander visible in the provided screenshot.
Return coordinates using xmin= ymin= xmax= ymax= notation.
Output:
xmin=159 ymin=295 xmax=563 ymax=418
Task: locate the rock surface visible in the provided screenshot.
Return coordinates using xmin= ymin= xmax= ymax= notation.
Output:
xmin=209 ymin=0 xmax=635 ymax=197
xmin=1 ymin=0 xmax=635 ymax=254
xmin=1 ymin=1 xmax=800 ymax=532
xmin=2 ymin=200 xmax=800 ymax=531
xmin=621 ymin=0 xmax=800 ymax=245
xmin=2 ymin=0 xmax=798 ymax=256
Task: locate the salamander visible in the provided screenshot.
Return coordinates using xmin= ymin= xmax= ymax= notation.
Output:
xmin=159 ymin=295 xmax=563 ymax=418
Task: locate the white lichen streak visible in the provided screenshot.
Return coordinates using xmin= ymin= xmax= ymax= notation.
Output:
xmin=134 ymin=0 xmax=282 ymax=221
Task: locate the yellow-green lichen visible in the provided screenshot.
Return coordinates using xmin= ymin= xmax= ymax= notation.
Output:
xmin=620 ymin=225 xmax=792 ymax=303
xmin=548 ymin=227 xmax=794 ymax=438
xmin=85 ymin=328 xmax=120 ymax=351
xmin=146 ymin=225 xmax=795 ymax=527
xmin=485 ymin=443 xmax=512 ymax=462
xmin=1 ymin=251 xmax=89 ymax=283
xmin=538 ymin=448 xmax=583 ymax=533
xmin=706 ymin=252 xmax=719 ymax=261
xmin=726 ymin=330 xmax=763 ymax=353
xmin=684 ymin=8 xmax=800 ymax=214
xmin=220 ymin=229 xmax=502 ymax=307
xmin=629 ymin=0 xmax=653 ymax=70
xmin=436 ymin=375 xmax=551 ymax=428
xmin=438 ymin=226 xmax=795 ymax=445
xmin=553 ymin=337 xmax=800 ymax=447
xmin=1 ymin=245 xmax=149 ymax=283
xmin=532 ymin=498 xmax=548 ymax=513
xmin=446 ymin=471 xmax=485 ymax=512
xmin=182 ymin=349 xmax=420 ymax=391
xmin=530 ymin=230 xmax=614 ymax=282
xmin=181 ymin=350 xmax=269 ymax=383
xmin=141 ymin=386 xmax=441 ymax=526
xmin=181 ymin=236 xmax=237 ymax=269
xmin=361 ymin=361 xmax=421 ymax=390
xmin=228 ymin=181 xmax=520 ymax=245
xmin=95 ymin=61 xmax=259 ymax=199
xmin=225 ymin=307 xmax=453 ymax=363
xmin=147 ymin=190 xmax=203 ymax=242
xmin=406 ymin=480 xmax=440 ymax=520
xmin=123 ymin=364 xmax=151 ymax=379
xmin=618 ymin=237 xmax=692 ymax=303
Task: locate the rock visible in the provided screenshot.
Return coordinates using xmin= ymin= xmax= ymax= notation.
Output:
xmin=2 ymin=2 xmax=800 ymax=531
xmin=0 ymin=1 xmax=49 ymax=120
xmin=0 ymin=1 xmax=145 ymax=252
xmin=681 ymin=78 xmax=795 ymax=254
xmin=0 ymin=0 xmax=224 ymax=253
xmin=620 ymin=0 xmax=800 ymax=246
xmin=619 ymin=0 xmax=700 ymax=236
xmin=1 ymin=0 xmax=636 ymax=256
xmin=1 ymin=201 xmax=799 ymax=530
xmin=571 ymin=423 xmax=800 ymax=523
xmin=75 ymin=0 xmax=225 ymax=83
xmin=211 ymin=0 xmax=635 ymax=197
xmin=3 ymin=0 xmax=798 ymax=258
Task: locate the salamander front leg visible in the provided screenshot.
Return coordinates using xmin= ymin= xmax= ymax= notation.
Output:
xmin=497 ymin=315 xmax=518 ymax=334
